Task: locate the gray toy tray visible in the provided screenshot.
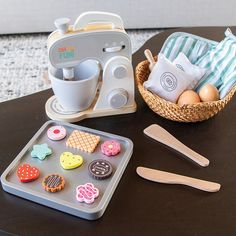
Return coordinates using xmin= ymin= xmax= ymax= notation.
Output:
xmin=0 ymin=120 xmax=133 ymax=220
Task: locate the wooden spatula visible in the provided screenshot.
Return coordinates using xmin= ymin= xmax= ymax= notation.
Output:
xmin=144 ymin=124 xmax=210 ymax=167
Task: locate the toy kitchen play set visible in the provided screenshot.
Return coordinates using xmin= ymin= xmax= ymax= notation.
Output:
xmin=1 ymin=11 xmax=225 ymax=221
xmin=45 ymin=11 xmax=137 ymax=122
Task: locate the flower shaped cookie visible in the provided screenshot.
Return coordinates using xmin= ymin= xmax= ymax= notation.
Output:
xmin=101 ymin=140 xmax=121 ymax=156
xmin=76 ymin=183 xmax=99 ymax=204
xmin=31 ymin=143 xmax=52 ymax=160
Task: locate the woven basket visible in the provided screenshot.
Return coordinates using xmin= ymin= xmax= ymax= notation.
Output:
xmin=135 ymin=58 xmax=236 ymax=122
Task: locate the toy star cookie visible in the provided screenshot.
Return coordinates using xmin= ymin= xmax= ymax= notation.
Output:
xmin=60 ymin=152 xmax=83 ymax=170
xmin=31 ymin=143 xmax=52 ymax=160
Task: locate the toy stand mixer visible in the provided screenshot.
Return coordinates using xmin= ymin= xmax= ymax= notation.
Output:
xmin=45 ymin=11 xmax=137 ymax=122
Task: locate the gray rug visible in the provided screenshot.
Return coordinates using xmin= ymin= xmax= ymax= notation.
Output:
xmin=0 ymin=29 xmax=161 ymax=102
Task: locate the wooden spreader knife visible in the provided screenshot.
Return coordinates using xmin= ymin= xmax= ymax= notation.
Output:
xmin=137 ymin=166 xmax=221 ymax=192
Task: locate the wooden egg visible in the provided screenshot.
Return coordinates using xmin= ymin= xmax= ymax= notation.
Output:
xmin=199 ymin=84 xmax=219 ymax=102
xmin=177 ymin=90 xmax=201 ymax=106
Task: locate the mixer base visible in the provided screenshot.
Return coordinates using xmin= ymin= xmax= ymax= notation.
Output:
xmin=45 ymin=95 xmax=137 ymax=123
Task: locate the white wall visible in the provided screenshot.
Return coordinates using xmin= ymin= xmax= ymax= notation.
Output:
xmin=1 ymin=0 xmax=236 ymax=34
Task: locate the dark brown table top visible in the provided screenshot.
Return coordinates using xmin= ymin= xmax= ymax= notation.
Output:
xmin=1 ymin=27 xmax=236 ymax=236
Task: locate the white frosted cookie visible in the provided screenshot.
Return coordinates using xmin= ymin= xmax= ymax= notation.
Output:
xmin=47 ymin=126 xmax=67 ymax=141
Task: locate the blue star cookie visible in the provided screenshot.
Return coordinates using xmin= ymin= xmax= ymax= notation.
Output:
xmin=31 ymin=143 xmax=52 ymax=160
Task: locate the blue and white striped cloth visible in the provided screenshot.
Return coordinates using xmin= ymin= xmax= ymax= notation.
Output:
xmin=160 ymin=29 xmax=236 ymax=98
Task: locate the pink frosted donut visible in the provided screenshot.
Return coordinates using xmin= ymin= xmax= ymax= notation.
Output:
xmin=101 ymin=140 xmax=121 ymax=156
xmin=47 ymin=125 xmax=66 ymax=141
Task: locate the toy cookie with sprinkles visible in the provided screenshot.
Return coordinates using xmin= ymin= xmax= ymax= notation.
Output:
xmin=42 ymin=174 xmax=65 ymax=192
xmin=47 ymin=125 xmax=67 ymax=141
xmin=60 ymin=152 xmax=83 ymax=170
xmin=17 ymin=163 xmax=40 ymax=183
xmin=88 ymin=159 xmax=113 ymax=180
xmin=101 ymin=140 xmax=121 ymax=156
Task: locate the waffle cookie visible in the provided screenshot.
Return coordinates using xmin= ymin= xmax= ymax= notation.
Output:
xmin=66 ymin=130 xmax=100 ymax=153
xmin=42 ymin=174 xmax=65 ymax=193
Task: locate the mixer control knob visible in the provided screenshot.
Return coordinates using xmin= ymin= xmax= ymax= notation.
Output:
xmin=112 ymin=65 xmax=128 ymax=79
xmin=54 ymin=18 xmax=70 ymax=34
xmin=108 ymin=89 xmax=129 ymax=109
